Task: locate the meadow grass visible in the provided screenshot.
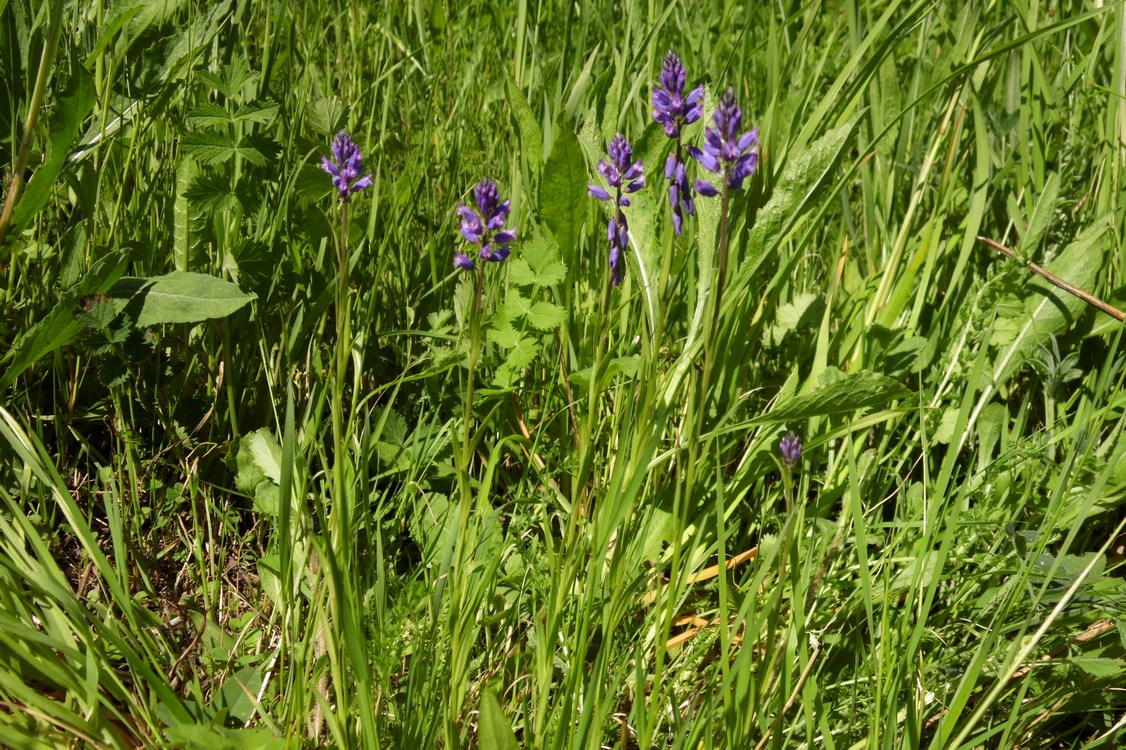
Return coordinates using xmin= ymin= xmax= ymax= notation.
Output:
xmin=1 ymin=0 xmax=1126 ymax=748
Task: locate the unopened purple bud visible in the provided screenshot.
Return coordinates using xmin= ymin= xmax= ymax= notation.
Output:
xmin=779 ymin=431 xmax=802 ymax=467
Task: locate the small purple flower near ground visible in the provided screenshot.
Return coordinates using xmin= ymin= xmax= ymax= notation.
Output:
xmin=690 ymin=89 xmax=759 ymax=196
xmin=589 ymin=134 xmax=644 ymax=285
xmin=779 ymin=431 xmax=802 ymax=467
xmin=454 ymin=179 xmax=516 ymax=271
xmin=652 ymin=51 xmax=704 ymax=235
xmin=321 ymin=131 xmax=373 ymax=202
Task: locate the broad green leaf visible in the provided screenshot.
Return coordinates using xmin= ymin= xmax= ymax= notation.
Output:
xmin=132 ymin=271 xmax=255 ymax=326
xmin=1019 ymin=172 xmax=1059 ymax=258
xmin=504 ymin=70 xmax=543 ymax=172
xmin=235 ymin=428 xmax=282 ymax=492
xmin=764 ymin=292 xmax=822 ymax=347
xmin=756 ymin=368 xmax=912 ymax=423
xmin=477 ymin=688 xmax=519 ymax=750
xmin=308 ymin=97 xmax=344 ymax=137
xmin=745 ymin=116 xmax=858 ymax=262
xmin=989 ymin=216 xmax=1110 ymax=385
xmin=541 ymin=127 xmax=587 ymax=258
xmin=218 ymin=666 xmax=264 ymax=723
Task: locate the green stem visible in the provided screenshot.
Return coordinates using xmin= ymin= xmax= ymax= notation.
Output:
xmin=0 ymin=0 xmax=64 ymax=252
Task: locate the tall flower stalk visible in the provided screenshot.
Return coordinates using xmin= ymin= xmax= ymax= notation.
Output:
xmin=320 ymin=131 xmax=373 ymax=544
xmin=442 ymin=178 xmax=515 ymax=749
xmin=318 ymin=129 xmax=373 ymax=744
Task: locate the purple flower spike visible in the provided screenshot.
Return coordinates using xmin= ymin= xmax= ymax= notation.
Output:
xmin=652 ymin=52 xmax=704 ymax=235
xmin=652 ymin=52 xmax=704 ymax=140
xmin=321 ymin=131 xmax=373 ymax=203
xmin=690 ymin=89 xmax=760 ymax=195
xmin=590 ymin=134 xmax=644 ymax=286
xmin=590 ymin=134 xmax=646 ymax=198
xmin=779 ymin=431 xmax=802 ymax=467
xmin=455 ymin=178 xmax=516 ymax=272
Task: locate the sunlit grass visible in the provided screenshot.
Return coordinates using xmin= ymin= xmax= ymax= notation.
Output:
xmin=1 ymin=1 xmax=1125 ymax=748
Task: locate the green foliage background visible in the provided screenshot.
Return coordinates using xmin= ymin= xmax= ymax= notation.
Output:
xmin=1 ymin=0 xmax=1125 ymax=748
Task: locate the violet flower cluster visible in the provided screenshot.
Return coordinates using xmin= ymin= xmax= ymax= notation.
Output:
xmin=690 ymin=89 xmax=759 ymax=196
xmin=321 ymin=131 xmax=373 ymax=203
xmin=652 ymin=52 xmax=704 ymax=235
xmin=588 ymin=134 xmax=645 ymax=285
xmin=453 ymin=179 xmax=517 ymax=271
xmin=779 ymin=431 xmax=802 ymax=467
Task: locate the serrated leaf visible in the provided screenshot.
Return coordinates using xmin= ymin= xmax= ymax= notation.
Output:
xmin=518 ymin=233 xmax=567 ymax=288
xmin=186 ymin=102 xmax=231 ymax=127
xmin=756 ymin=369 xmax=912 ymax=423
xmin=746 ymin=117 xmax=857 ymax=262
xmin=486 ymin=319 xmax=522 ymax=349
xmin=132 ymin=272 xmax=255 ymax=326
xmin=235 ymin=428 xmax=282 ymax=493
xmin=184 ymin=170 xmax=243 ymax=213
xmin=495 ymin=336 xmax=540 ymax=387
xmin=500 ymin=293 xmax=535 ymax=323
xmin=308 ymin=97 xmax=344 ymax=137
xmin=526 ymin=301 xmax=565 ymax=330
xmin=541 ymin=127 xmax=587 ymax=258
xmin=232 ymin=100 xmax=278 ymax=125
xmin=504 ymin=69 xmax=543 ymax=172
xmin=990 ymin=216 xmax=1110 ymax=385
xmin=181 ymin=131 xmax=267 ymax=166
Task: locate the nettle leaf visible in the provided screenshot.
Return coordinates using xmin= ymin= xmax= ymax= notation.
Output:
xmin=756 ymin=368 xmax=913 ymax=423
xmin=541 ymin=126 xmax=588 ymax=258
xmin=746 ymin=116 xmax=857 ymax=262
xmin=197 ymin=59 xmax=257 ymax=100
xmin=989 ymin=215 xmax=1111 ymax=385
xmin=184 ymin=170 xmax=244 ymax=213
xmin=308 ymin=97 xmax=344 ymax=137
